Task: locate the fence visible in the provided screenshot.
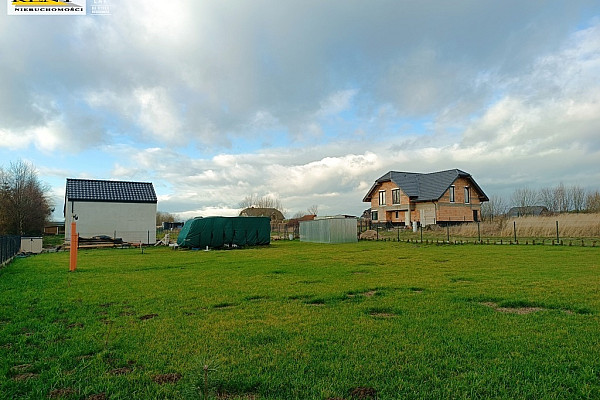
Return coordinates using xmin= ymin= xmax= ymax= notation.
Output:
xmin=0 ymin=235 xmax=20 ymax=266
xmin=360 ymin=216 xmax=600 ymax=247
xmin=270 ymin=222 xmax=300 ymax=239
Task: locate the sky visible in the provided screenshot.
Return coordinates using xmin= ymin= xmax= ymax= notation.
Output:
xmin=1 ymin=1 xmax=600 ymax=221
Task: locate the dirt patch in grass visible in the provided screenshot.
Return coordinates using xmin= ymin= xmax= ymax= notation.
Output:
xmin=85 ymin=393 xmax=107 ymax=400
xmin=12 ymin=373 xmax=38 ymax=381
xmin=49 ymin=388 xmax=76 ymax=398
xmin=139 ymin=313 xmax=158 ymax=320
xmin=216 ymin=392 xmax=258 ymax=399
xmin=370 ymin=312 xmax=395 ymax=317
xmin=119 ymin=311 xmax=135 ymax=316
xmin=67 ymin=322 xmax=84 ymax=329
xmin=11 ymin=363 xmax=33 ymax=373
xmin=368 ymin=307 xmax=398 ymax=318
xmin=350 ymin=386 xmax=377 ymax=399
xmin=481 ymin=302 xmax=544 ymax=314
xmin=152 ymin=373 xmax=182 ymax=384
xmin=347 ymin=289 xmax=378 ymax=299
xmin=305 ymin=298 xmax=326 ymax=306
xmin=110 ymin=367 xmax=132 ymax=375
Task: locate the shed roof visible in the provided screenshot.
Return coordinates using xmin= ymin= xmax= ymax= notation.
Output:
xmin=65 ymin=178 xmax=157 ymax=203
xmin=363 ymin=169 xmax=488 ymax=202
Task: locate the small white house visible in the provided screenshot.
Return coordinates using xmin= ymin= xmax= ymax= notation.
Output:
xmin=64 ymin=179 xmax=157 ymax=244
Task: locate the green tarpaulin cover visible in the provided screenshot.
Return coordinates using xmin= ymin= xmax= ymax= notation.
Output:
xmin=177 ymin=216 xmax=271 ymax=248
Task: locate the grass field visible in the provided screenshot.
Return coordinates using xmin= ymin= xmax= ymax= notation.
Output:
xmin=1 ymin=241 xmax=599 ymax=399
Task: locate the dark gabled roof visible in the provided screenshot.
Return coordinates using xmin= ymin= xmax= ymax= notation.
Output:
xmin=363 ymin=169 xmax=488 ymax=202
xmin=507 ymin=206 xmax=549 ymax=217
xmin=65 ymin=178 xmax=157 ymax=203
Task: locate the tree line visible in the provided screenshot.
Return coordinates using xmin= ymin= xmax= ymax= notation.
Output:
xmin=482 ymin=183 xmax=600 ymax=221
xmin=0 ymin=160 xmax=52 ymax=236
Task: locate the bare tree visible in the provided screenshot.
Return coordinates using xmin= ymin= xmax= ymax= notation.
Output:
xmin=481 ymin=194 xmax=508 ymax=221
xmin=156 ymin=211 xmax=176 ymax=226
xmin=0 ymin=160 xmax=52 ymax=235
xmin=585 ymin=190 xmax=600 ymax=212
xmin=511 ymin=187 xmax=539 ymax=209
xmin=539 ymin=187 xmax=558 ymax=213
xmin=291 ymin=210 xmax=305 ymax=219
xmin=239 ymin=194 xmax=284 ymax=212
xmin=570 ymin=185 xmax=586 ymax=213
xmin=554 ymin=183 xmax=571 ymax=213
xmin=307 ymin=204 xmax=318 ymax=216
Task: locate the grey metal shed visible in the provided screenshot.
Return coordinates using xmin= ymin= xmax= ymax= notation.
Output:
xmin=299 ymin=216 xmax=358 ymax=243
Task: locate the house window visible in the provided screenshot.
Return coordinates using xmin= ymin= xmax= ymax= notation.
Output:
xmin=378 ymin=190 xmax=386 ymax=206
xmin=449 ymin=186 xmax=455 ymax=203
xmin=392 ymin=189 xmax=401 ymax=204
xmin=371 ymin=210 xmax=378 ymax=221
xmin=464 ymin=187 xmax=470 ymax=204
xmin=395 ymin=211 xmax=399 ymax=219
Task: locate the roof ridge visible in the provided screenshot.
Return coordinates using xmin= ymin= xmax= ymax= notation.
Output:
xmin=66 ymin=178 xmax=154 ymax=184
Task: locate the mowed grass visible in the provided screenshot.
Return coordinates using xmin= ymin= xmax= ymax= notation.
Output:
xmin=1 ymin=242 xmax=599 ymax=399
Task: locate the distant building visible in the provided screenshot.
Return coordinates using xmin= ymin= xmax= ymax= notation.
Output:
xmin=507 ymin=206 xmax=550 ymax=218
xmin=239 ymin=207 xmax=285 ymax=221
xmin=162 ymin=221 xmax=185 ymax=230
xmin=44 ymin=221 xmax=65 ymax=235
xmin=64 ymin=178 xmax=157 ymax=244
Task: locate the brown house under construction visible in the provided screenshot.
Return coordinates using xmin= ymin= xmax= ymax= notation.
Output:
xmin=363 ymin=169 xmax=488 ymax=227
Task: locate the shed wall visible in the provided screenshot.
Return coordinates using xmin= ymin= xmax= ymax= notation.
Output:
xmin=65 ymin=201 xmax=157 ymax=244
xmin=300 ymin=218 xmax=357 ymax=243
xmin=20 ymin=237 xmax=43 ymax=254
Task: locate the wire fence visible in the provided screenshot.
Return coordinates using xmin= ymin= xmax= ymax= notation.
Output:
xmin=359 ymin=219 xmax=600 ymax=247
xmin=0 ymin=235 xmax=20 ymax=266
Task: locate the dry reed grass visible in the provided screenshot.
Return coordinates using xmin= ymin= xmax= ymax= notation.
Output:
xmin=451 ymin=213 xmax=600 ymax=239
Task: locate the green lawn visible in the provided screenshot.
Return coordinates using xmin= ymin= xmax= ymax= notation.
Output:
xmin=1 ymin=241 xmax=599 ymax=399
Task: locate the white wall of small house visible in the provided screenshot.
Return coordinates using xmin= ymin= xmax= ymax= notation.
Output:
xmin=65 ymin=200 xmax=157 ymax=244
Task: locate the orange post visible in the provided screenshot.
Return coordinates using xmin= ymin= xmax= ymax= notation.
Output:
xmin=69 ymin=221 xmax=78 ymax=271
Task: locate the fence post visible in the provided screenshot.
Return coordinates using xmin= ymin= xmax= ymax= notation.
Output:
xmin=513 ymin=221 xmax=517 ymax=243
xmin=420 ymin=225 xmax=423 ymax=243
xmin=477 ymin=222 xmax=481 ymax=243
xmin=556 ymin=221 xmax=559 ymax=243
xmin=446 ymin=225 xmax=449 ymax=243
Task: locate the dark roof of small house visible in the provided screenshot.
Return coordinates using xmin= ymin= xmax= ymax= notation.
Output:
xmin=507 ymin=206 xmax=549 ymax=217
xmin=239 ymin=207 xmax=284 ymax=221
xmin=363 ymin=169 xmax=488 ymax=202
xmin=65 ymin=178 xmax=157 ymax=203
